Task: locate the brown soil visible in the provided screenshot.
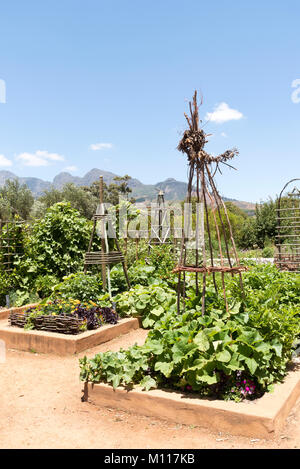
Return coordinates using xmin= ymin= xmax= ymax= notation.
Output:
xmin=0 ymin=328 xmax=299 ymax=449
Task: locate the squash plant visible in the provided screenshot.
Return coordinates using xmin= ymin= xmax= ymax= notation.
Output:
xmin=113 ymin=283 xmax=176 ymax=328
xmin=80 ymin=304 xmax=299 ymax=400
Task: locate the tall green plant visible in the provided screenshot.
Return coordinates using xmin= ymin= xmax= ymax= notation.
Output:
xmin=14 ymin=202 xmax=98 ymax=283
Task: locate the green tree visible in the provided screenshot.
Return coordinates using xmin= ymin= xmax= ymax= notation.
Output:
xmin=236 ymin=217 xmax=257 ymax=249
xmin=0 ymin=179 xmax=34 ymax=220
xmin=84 ymin=175 xmax=135 ymax=205
xmin=254 ymin=199 xmax=277 ymax=248
xmin=38 ymin=183 xmax=98 ymax=219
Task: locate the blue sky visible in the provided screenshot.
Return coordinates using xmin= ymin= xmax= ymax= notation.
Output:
xmin=0 ymin=0 xmax=299 ymax=203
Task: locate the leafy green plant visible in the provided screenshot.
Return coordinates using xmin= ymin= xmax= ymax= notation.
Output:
xmin=33 ymin=274 xmax=60 ymax=298
xmin=80 ymin=305 xmax=298 ymax=400
xmin=229 ymin=264 xmax=299 ymax=311
xmin=147 ymin=244 xmax=177 ymax=282
xmin=14 ymin=202 xmax=97 ymax=281
xmin=0 ymin=269 xmax=13 ymax=306
xmin=262 ymin=246 xmax=274 ymax=258
xmin=9 ymin=289 xmax=40 ymax=307
xmin=80 ymin=263 xmax=300 ymax=401
xmin=109 ymin=265 xmax=128 ymax=294
xmin=50 ymin=272 xmax=103 ymax=303
xmin=114 ymin=283 xmax=176 ymax=328
xmin=128 ymin=263 xmax=156 ymax=286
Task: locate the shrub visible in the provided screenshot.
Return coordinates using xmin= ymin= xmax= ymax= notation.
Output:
xmin=262 ymin=246 xmax=274 ymax=258
xmin=109 ymin=265 xmax=128 ymax=294
xmin=0 ymin=270 xmax=13 ymax=306
xmin=50 ymin=272 xmax=103 ymax=303
xmin=128 ymin=263 xmax=156 ymax=286
xmin=14 ymin=202 xmax=98 ymax=283
xmin=34 ymin=274 xmax=60 ymax=298
xmin=147 ymin=244 xmax=177 ymax=282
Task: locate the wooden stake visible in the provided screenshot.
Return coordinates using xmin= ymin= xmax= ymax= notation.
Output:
xmin=99 ymin=176 xmax=107 ymax=290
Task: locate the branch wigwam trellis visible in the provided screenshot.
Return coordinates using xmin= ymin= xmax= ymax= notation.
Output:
xmin=173 ymin=91 xmax=247 ymax=315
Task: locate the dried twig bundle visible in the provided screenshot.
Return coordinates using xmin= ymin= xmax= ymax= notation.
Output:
xmin=175 ymin=90 xmax=245 ymax=315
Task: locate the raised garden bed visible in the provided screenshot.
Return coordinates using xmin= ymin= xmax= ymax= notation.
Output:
xmin=9 ymin=300 xmax=120 ymax=334
xmin=82 ymin=359 xmax=300 ymax=439
xmin=0 ymin=317 xmax=140 ymax=355
xmin=0 ymin=299 xmax=142 ymax=354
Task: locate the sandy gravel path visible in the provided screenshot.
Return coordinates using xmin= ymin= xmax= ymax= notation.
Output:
xmin=0 ymin=328 xmax=299 ymax=449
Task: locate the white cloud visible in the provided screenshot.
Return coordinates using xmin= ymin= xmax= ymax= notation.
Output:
xmin=90 ymin=143 xmax=113 ymax=151
xmin=35 ymin=150 xmax=64 ymax=161
xmin=64 ymin=165 xmax=78 ymax=172
xmin=16 ymin=150 xmax=65 ymax=167
xmin=205 ymin=102 xmax=244 ymax=124
xmin=221 ymin=132 xmax=228 ymax=138
xmin=0 ymin=154 xmax=12 ymax=167
xmin=291 ymin=79 xmax=300 ymax=104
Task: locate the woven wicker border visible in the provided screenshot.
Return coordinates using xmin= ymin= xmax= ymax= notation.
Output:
xmin=9 ymin=311 xmax=84 ymax=335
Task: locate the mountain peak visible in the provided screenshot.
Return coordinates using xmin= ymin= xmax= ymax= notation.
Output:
xmin=0 ymin=168 xmax=255 ymax=210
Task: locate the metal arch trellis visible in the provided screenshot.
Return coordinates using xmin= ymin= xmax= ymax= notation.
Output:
xmin=275 ymin=178 xmax=300 ymax=273
xmin=173 ymin=91 xmax=247 ymax=315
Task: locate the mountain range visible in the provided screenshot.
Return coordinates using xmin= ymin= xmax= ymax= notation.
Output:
xmin=0 ymin=168 xmax=255 ymax=212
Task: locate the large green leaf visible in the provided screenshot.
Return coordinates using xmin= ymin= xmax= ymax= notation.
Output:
xmin=154 ymin=361 xmax=174 ymax=377
xmin=197 ymin=373 xmax=218 ymax=385
xmin=244 ymin=357 xmax=258 ymax=375
xmin=271 ymin=341 xmax=283 ymax=357
xmin=151 ymin=306 xmax=165 ymax=317
xmin=142 ymin=316 xmax=155 ymax=328
xmin=140 ymin=376 xmax=157 ymax=391
xmin=215 ymin=350 xmax=231 ymax=363
xmin=194 ymin=331 xmax=210 ymax=352
xmin=237 ymin=330 xmax=263 ymax=345
xmin=226 ymin=352 xmax=243 ymax=371
xmin=144 ymin=340 xmax=164 ymax=355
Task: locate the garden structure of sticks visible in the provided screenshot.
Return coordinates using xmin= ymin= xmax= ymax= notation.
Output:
xmin=174 ymin=91 xmax=247 ymax=315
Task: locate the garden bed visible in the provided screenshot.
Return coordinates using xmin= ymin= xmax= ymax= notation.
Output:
xmin=0 ymin=317 xmax=140 ymax=355
xmin=83 ymin=359 xmax=300 ymax=439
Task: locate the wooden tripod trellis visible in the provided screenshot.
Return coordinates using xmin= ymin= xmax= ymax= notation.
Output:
xmin=173 ymin=91 xmax=247 ymax=315
xmin=83 ymin=176 xmax=130 ymax=298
